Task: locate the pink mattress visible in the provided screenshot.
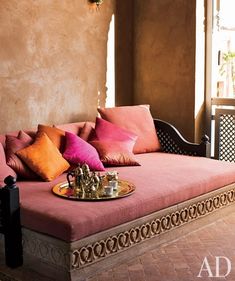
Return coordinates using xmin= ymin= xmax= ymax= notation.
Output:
xmin=17 ymin=153 xmax=235 ymax=242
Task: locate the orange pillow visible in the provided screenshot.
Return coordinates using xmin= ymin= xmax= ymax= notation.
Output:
xmin=37 ymin=124 xmax=65 ymax=151
xmin=98 ymin=105 xmax=161 ymax=154
xmin=16 ymin=132 xmax=70 ymax=181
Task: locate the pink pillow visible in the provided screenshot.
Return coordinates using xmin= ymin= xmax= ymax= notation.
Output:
xmin=0 ymin=143 xmax=16 ymax=184
xmin=5 ymin=131 xmax=38 ymax=180
xmin=53 ymin=122 xmax=86 ymax=135
xmin=89 ymin=118 xmax=139 ymax=166
xmin=79 ymin=122 xmax=96 ymax=141
xmin=91 ymin=117 xmax=138 ymax=143
xmin=63 ymin=132 xmax=105 ymax=171
xmin=98 ymin=105 xmax=161 ymax=154
xmin=90 ymin=140 xmax=140 ymax=166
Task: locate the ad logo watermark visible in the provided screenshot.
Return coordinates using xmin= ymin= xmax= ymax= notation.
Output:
xmin=197 ymin=256 xmax=231 ymax=278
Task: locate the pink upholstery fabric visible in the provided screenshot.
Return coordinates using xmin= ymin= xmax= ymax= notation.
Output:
xmin=0 ymin=143 xmax=16 ymax=185
xmin=18 ymin=153 xmax=235 ymax=242
xmin=63 ymin=132 xmax=105 ymax=171
xmin=0 ymin=135 xmax=6 ymax=147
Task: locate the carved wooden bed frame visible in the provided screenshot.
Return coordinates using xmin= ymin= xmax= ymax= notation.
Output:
xmin=1 ymin=119 xmax=234 ymax=281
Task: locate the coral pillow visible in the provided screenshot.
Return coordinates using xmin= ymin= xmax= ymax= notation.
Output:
xmin=98 ymin=105 xmax=161 ymax=154
xmin=16 ymin=133 xmax=70 ymax=181
xmin=90 ymin=140 xmax=140 ymax=167
xmin=63 ymin=132 xmax=105 ymax=171
xmin=5 ymin=131 xmax=38 ymax=180
xmin=0 ymin=143 xmax=16 ymax=184
xmin=37 ymin=124 xmax=65 ymax=152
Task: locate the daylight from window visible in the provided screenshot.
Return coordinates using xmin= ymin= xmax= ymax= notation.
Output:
xmin=215 ymin=0 xmax=235 ymax=98
xmin=105 ymin=14 xmax=115 ymax=107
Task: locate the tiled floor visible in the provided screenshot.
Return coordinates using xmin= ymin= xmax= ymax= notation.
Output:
xmin=87 ymin=212 xmax=235 ymax=281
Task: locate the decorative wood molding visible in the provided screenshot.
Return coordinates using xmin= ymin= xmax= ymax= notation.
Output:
xmin=22 ymin=233 xmax=71 ymax=270
xmin=71 ymin=186 xmax=235 ymax=269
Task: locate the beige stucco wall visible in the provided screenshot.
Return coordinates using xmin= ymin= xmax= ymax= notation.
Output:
xmin=0 ymin=0 xmax=205 ymax=141
xmin=0 ymin=0 xmax=115 ymax=134
xmin=133 ymin=0 xmax=198 ymax=141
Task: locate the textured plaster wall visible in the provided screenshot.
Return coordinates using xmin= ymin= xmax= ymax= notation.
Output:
xmin=134 ymin=0 xmax=197 ymax=141
xmin=0 ymin=0 xmax=114 ymax=133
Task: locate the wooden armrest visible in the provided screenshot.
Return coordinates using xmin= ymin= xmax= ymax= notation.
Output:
xmin=154 ymin=119 xmax=211 ymax=157
xmin=0 ymin=176 xmax=23 ymax=268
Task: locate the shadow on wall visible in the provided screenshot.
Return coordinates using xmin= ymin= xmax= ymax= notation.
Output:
xmin=195 ymin=102 xmax=206 ymax=144
xmin=115 ymin=0 xmax=134 ymax=106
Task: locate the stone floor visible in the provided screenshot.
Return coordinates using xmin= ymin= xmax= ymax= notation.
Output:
xmin=87 ymin=212 xmax=235 ymax=281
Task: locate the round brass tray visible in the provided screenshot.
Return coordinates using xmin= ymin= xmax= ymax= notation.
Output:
xmin=52 ymin=180 xmax=135 ymax=201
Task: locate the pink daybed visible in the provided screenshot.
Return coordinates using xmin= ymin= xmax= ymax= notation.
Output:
xmin=1 ymin=119 xmax=235 ymax=281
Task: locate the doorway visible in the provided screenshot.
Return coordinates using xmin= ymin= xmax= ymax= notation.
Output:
xmin=206 ymin=0 xmax=235 ymax=160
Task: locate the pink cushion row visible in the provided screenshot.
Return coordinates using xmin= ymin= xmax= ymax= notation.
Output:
xmin=0 ymin=122 xmax=94 ymax=181
xmin=0 ymin=122 xmax=88 ymax=147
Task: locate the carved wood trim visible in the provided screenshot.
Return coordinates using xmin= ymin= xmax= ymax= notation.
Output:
xmin=71 ymin=186 xmax=235 ymax=269
xmin=22 ymin=234 xmax=71 ymax=270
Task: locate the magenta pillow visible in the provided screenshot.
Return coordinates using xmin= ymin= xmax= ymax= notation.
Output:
xmin=98 ymin=105 xmax=161 ymax=154
xmin=0 ymin=143 xmax=17 ymax=184
xmin=91 ymin=117 xmax=138 ymax=144
xmin=5 ymin=130 xmax=38 ymax=180
xmin=63 ymin=132 xmax=105 ymax=171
